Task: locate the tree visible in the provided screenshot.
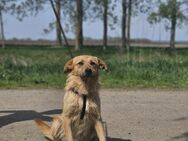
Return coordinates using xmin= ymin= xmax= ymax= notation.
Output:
xmin=103 ymin=0 xmax=108 ymax=50
xmin=89 ymin=0 xmax=109 ymax=50
xmin=121 ymin=0 xmax=138 ymax=51
xmin=0 ymin=0 xmax=27 ymax=48
xmin=148 ymin=0 xmax=188 ymax=49
xmin=127 ymin=0 xmax=132 ymax=49
xmin=8 ymin=0 xmax=80 ymax=51
xmin=90 ymin=0 xmax=117 ymax=50
xmin=55 ymin=0 xmax=63 ymax=46
xmin=121 ymin=0 xmax=127 ymax=51
xmin=9 ymin=0 xmax=64 ymax=47
xmin=75 ymin=0 xmax=83 ymax=50
xmin=0 ymin=4 xmax=5 ymax=48
xmin=169 ymin=0 xmax=177 ymax=49
xmin=52 ymin=0 xmax=92 ymax=50
xmin=9 ymin=0 xmax=45 ymax=20
xmin=0 ymin=0 xmax=18 ymax=48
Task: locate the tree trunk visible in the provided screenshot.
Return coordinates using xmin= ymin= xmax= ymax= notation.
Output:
xmin=170 ymin=0 xmax=177 ymax=50
xmin=170 ymin=18 xmax=176 ymax=49
xmin=127 ymin=0 xmax=132 ymax=49
xmin=55 ymin=0 xmax=62 ymax=47
xmin=103 ymin=0 xmax=108 ymax=50
xmin=75 ymin=0 xmax=83 ymax=50
xmin=0 ymin=9 xmax=5 ymax=48
xmin=121 ymin=0 xmax=127 ymax=52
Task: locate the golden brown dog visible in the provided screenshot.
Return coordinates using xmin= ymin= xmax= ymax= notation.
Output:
xmin=35 ymin=55 xmax=107 ymax=141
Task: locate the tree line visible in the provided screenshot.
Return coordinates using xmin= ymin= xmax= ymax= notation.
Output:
xmin=0 ymin=0 xmax=188 ymax=52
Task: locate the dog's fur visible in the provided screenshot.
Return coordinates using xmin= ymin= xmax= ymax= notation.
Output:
xmin=35 ymin=55 xmax=107 ymax=141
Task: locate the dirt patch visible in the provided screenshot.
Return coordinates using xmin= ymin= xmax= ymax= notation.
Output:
xmin=0 ymin=89 xmax=188 ymax=141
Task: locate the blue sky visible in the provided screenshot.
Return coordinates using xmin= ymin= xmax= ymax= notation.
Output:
xmin=3 ymin=4 xmax=188 ymax=41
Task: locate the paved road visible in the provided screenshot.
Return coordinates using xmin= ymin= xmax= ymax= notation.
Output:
xmin=0 ymin=89 xmax=188 ymax=141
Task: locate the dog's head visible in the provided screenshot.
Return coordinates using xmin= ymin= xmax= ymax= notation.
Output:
xmin=64 ymin=55 xmax=107 ymax=78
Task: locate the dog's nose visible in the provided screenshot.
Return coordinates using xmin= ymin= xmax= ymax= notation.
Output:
xmin=85 ymin=69 xmax=92 ymax=77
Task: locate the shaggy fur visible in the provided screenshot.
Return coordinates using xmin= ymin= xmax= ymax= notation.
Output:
xmin=35 ymin=55 xmax=107 ymax=141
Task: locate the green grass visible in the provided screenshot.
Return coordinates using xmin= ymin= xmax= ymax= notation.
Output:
xmin=0 ymin=45 xmax=188 ymax=89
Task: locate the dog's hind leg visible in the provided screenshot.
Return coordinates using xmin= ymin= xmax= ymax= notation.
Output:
xmin=51 ymin=116 xmax=66 ymax=141
xmin=35 ymin=116 xmax=66 ymax=141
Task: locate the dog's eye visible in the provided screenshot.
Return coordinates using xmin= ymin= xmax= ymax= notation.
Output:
xmin=78 ymin=62 xmax=84 ymax=65
xmin=90 ymin=61 xmax=96 ymax=66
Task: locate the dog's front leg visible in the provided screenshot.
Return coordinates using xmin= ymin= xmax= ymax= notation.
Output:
xmin=63 ymin=116 xmax=73 ymax=141
xmin=95 ymin=120 xmax=106 ymax=141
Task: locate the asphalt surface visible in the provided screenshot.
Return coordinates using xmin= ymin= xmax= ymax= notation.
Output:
xmin=0 ymin=89 xmax=188 ymax=141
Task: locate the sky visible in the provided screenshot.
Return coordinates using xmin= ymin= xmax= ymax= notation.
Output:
xmin=3 ymin=3 xmax=188 ymax=41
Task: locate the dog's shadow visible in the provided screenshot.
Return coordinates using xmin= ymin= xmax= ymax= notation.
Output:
xmin=107 ymin=137 xmax=132 ymax=141
xmin=0 ymin=109 xmax=62 ymax=128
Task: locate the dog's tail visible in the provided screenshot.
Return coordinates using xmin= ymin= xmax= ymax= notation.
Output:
xmin=34 ymin=118 xmax=53 ymax=140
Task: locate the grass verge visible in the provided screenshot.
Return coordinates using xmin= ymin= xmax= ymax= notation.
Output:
xmin=0 ymin=45 xmax=188 ymax=89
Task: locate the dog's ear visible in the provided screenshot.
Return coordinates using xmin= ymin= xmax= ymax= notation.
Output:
xmin=64 ymin=59 xmax=73 ymax=73
xmin=97 ymin=58 xmax=108 ymax=71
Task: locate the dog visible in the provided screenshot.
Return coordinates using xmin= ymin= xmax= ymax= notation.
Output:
xmin=35 ymin=55 xmax=108 ymax=141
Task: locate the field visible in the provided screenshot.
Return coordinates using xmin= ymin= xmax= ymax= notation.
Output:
xmin=0 ymin=45 xmax=188 ymax=88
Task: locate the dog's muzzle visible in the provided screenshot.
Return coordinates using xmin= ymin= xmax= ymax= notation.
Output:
xmin=83 ymin=69 xmax=92 ymax=77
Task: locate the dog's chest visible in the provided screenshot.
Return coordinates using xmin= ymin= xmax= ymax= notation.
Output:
xmin=79 ymin=96 xmax=99 ymax=117
xmin=70 ymin=96 xmax=99 ymax=140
